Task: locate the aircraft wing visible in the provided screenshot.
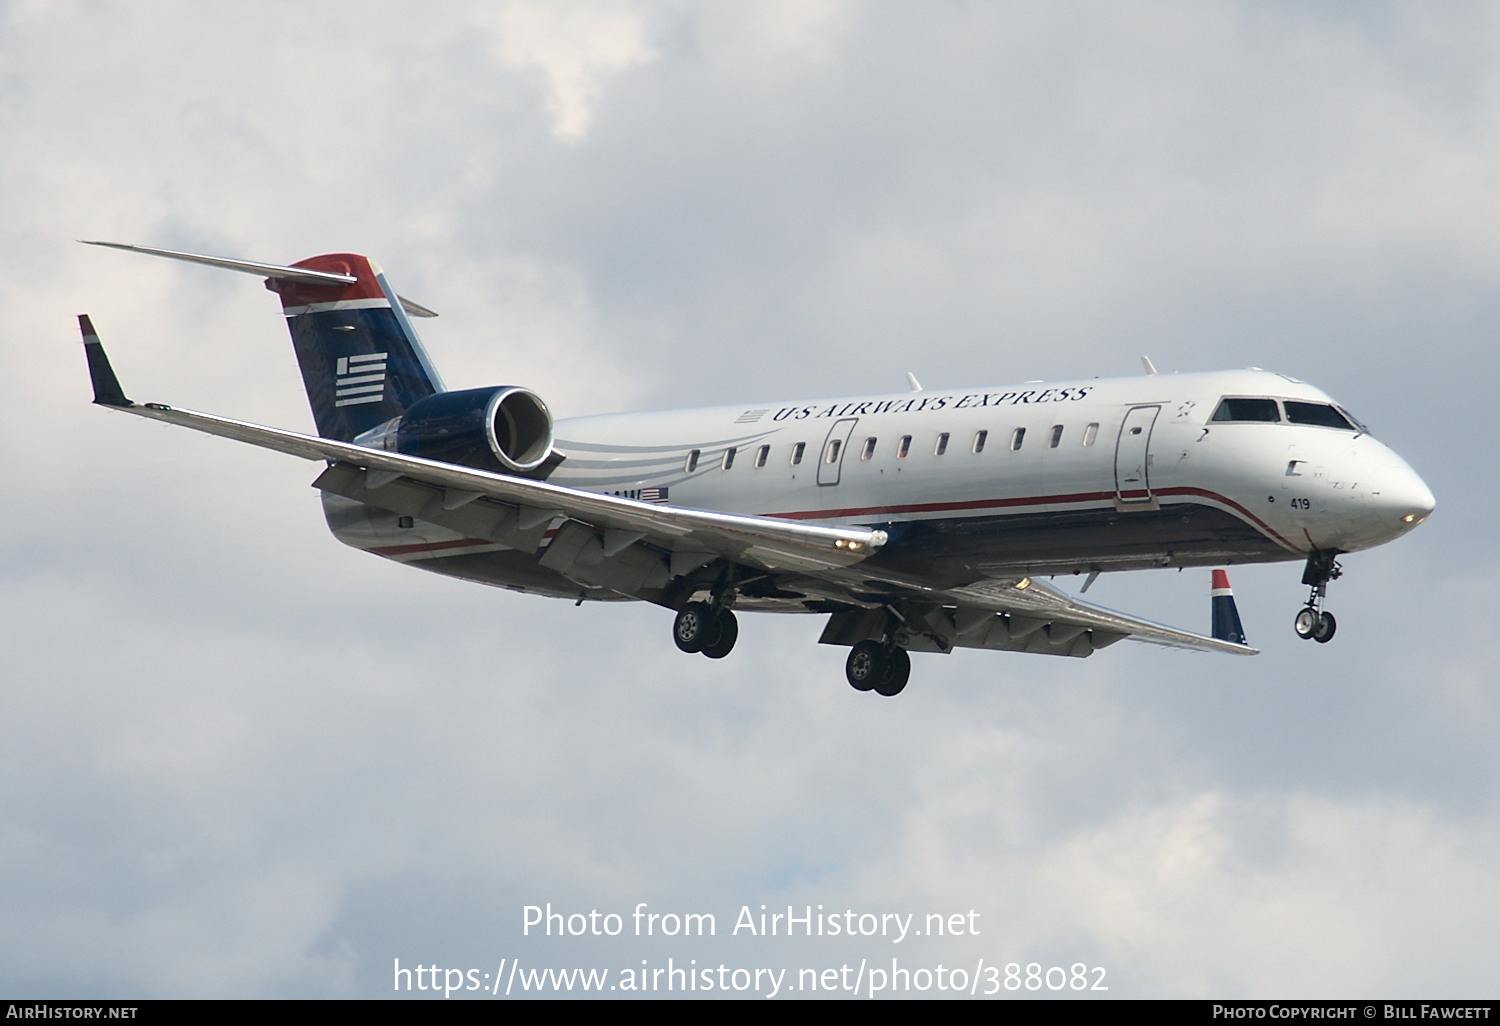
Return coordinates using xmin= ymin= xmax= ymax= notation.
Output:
xmin=80 ymin=318 xmax=884 ymax=580
xmin=82 ymin=316 xmax=1254 ymax=657
xmin=810 ymin=566 xmax=1257 ymax=659
xmin=936 ymin=577 xmax=1258 ymax=656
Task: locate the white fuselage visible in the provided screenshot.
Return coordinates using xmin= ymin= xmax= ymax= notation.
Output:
xmin=556 ymin=370 xmax=1425 ymax=551
xmin=328 ymin=368 xmax=1433 ymax=599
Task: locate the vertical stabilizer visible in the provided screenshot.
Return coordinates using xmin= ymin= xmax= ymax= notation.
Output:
xmin=1210 ymin=569 xmax=1247 ymax=646
xmin=266 ymin=254 xmax=445 ymax=441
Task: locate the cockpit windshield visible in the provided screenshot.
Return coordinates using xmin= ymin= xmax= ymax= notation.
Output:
xmin=1210 ymin=397 xmax=1279 ymax=423
xmin=1283 ymin=401 xmax=1358 ymax=430
xmin=1209 ymin=397 xmax=1363 ymax=432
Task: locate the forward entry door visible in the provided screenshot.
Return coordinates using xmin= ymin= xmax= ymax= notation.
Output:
xmin=1114 ymin=405 xmax=1160 ymax=506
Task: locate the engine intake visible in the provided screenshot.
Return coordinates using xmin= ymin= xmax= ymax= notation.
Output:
xmin=364 ymin=386 xmax=554 ymax=474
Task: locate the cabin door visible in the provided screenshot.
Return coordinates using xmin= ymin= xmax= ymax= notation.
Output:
xmin=1114 ymin=405 xmax=1160 ymax=507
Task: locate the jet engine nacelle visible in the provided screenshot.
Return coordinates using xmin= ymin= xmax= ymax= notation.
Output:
xmin=358 ymin=386 xmax=554 ymax=474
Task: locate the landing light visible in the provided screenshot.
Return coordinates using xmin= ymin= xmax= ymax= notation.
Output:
xmin=1401 ymin=513 xmax=1425 ymax=525
xmin=1016 ymin=577 xmax=1032 ymax=590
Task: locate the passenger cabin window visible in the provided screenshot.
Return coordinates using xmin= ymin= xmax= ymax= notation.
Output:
xmin=824 ymin=439 xmax=843 ymax=463
xmin=861 ymin=437 xmax=877 ymax=460
xmin=1082 ymin=422 xmax=1098 ymax=446
xmin=721 ymin=447 xmax=736 ymax=470
xmin=1048 ymin=425 xmax=1064 ymax=448
xmin=685 ymin=449 xmax=700 ymax=473
xmin=790 ymin=442 xmax=805 ymax=465
xmin=1010 ymin=427 xmax=1026 ymax=451
xmin=934 ymin=432 xmax=950 ymax=456
xmin=1210 ymin=397 xmax=1280 ymax=423
xmin=755 ymin=444 xmax=770 ymax=468
xmin=972 ymin=430 xmax=988 ymax=454
xmin=897 ymin=435 xmax=911 ymax=458
xmin=1284 ymin=401 xmax=1358 ymax=430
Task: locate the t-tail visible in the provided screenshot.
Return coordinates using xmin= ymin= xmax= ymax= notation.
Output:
xmin=267 ymin=253 xmax=446 ymax=440
xmin=1210 ymin=569 xmax=1248 ymax=646
xmin=80 ymin=241 xmax=445 ymax=441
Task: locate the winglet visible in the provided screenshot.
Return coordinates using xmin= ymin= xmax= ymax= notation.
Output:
xmin=78 ymin=314 xmax=132 ymax=407
xmin=1210 ymin=569 xmax=1247 ymax=646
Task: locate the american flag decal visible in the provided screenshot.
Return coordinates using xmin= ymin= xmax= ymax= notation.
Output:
xmin=334 ymin=352 xmax=389 ymax=407
xmin=735 ymin=409 xmax=769 ymax=424
xmin=641 ymin=487 xmax=669 ymax=504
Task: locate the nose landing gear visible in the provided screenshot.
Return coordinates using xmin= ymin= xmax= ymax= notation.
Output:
xmin=1294 ymin=605 xmax=1336 ymax=643
xmin=1294 ymin=550 xmax=1342 ymax=644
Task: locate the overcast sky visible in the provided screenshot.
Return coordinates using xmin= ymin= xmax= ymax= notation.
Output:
xmin=2 ymin=0 xmax=1496 ymax=1000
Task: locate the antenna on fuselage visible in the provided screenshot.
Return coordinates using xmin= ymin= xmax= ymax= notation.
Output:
xmin=1141 ymin=356 xmax=1158 ymax=375
xmin=905 ymin=372 xmax=923 ymax=392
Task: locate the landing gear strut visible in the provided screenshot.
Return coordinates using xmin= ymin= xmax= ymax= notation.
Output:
xmin=1294 ymin=550 xmax=1342 ymax=644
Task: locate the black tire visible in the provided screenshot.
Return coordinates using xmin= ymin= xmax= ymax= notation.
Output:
xmin=701 ymin=610 xmax=739 ymax=659
xmin=845 ymin=640 xmax=885 ymax=691
xmin=673 ymin=602 xmax=719 ymax=654
xmin=1294 ymin=607 xmax=1319 ymax=640
xmin=1313 ymin=610 xmax=1337 ymax=644
xmin=873 ymin=647 xmax=911 ymax=697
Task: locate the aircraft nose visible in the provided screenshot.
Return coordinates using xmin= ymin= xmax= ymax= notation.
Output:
xmin=1370 ymin=462 xmax=1435 ymax=532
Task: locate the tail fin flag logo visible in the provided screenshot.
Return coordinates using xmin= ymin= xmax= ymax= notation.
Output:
xmin=334 ymin=352 xmax=389 ymax=407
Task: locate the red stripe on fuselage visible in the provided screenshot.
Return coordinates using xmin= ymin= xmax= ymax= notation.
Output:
xmin=367 ymin=537 xmax=493 ymax=557
xmin=367 ymin=526 xmax=560 ymax=559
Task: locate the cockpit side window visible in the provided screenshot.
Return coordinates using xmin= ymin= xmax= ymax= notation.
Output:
xmin=1210 ymin=397 xmax=1280 ymax=423
xmin=1283 ymin=401 xmax=1357 ymax=430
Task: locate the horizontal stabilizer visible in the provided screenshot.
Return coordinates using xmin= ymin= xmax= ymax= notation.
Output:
xmin=79 ymin=240 xmax=438 ymax=317
xmin=80 ymin=240 xmax=355 ymax=285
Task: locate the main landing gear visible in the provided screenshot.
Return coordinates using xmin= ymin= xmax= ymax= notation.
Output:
xmin=843 ymin=605 xmax=930 ymax=697
xmin=1293 ymin=550 xmax=1342 ymax=644
xmin=845 ymin=640 xmax=911 ymax=697
xmin=670 ymin=584 xmax=916 ymax=696
xmin=673 ymin=601 xmax=739 ymax=659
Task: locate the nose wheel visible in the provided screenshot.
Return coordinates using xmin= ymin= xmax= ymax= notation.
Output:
xmin=1294 ymin=550 xmax=1342 ymax=644
xmin=1294 ymin=606 xmax=1337 ymax=643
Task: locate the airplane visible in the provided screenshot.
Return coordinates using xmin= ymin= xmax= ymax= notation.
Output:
xmin=77 ymin=241 xmax=1435 ymax=696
